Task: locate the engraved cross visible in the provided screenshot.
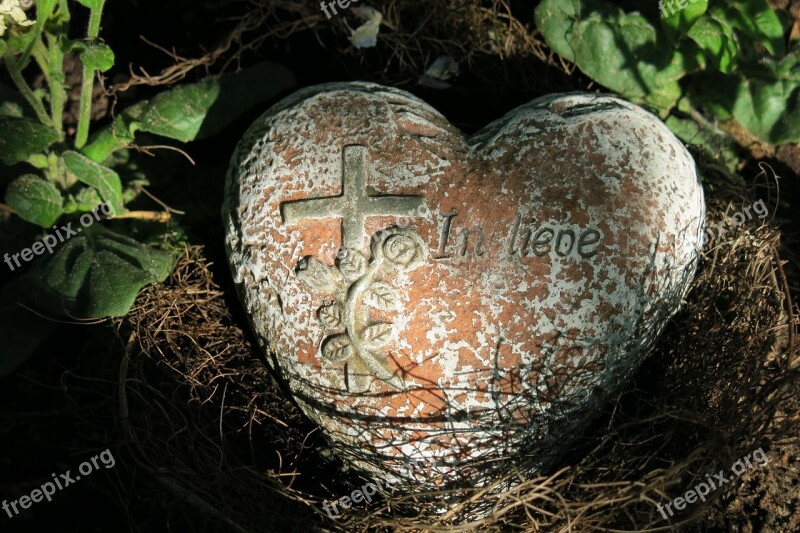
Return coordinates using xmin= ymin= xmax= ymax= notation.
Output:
xmin=280 ymin=145 xmax=424 ymax=250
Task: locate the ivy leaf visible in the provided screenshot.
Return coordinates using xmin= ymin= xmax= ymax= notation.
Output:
xmin=365 ymin=282 xmax=399 ymax=312
xmin=661 ymin=0 xmax=709 ymax=44
xmin=0 ymin=117 xmax=60 ymax=164
xmin=321 ymin=334 xmax=353 ymax=362
xmin=128 ymin=61 xmax=295 ymax=143
xmin=337 ymin=249 xmax=367 ymax=281
xmin=27 ymin=226 xmax=174 ymax=318
xmin=535 ymin=0 xmax=694 ymax=111
xmin=4 ymin=174 xmax=63 ymax=227
xmin=62 ymin=151 xmax=123 ymax=215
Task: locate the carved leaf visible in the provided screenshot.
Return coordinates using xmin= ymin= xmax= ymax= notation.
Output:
xmin=318 ymin=303 xmax=343 ymax=329
xmin=382 ymin=234 xmax=420 ymax=268
xmin=362 ymin=322 xmax=394 ymax=347
xmin=364 ymin=282 xmax=399 ymax=312
xmin=296 ymin=257 xmax=342 ymax=293
xmin=321 ymin=334 xmax=353 ymax=362
xmin=337 ymin=249 xmax=367 ymax=281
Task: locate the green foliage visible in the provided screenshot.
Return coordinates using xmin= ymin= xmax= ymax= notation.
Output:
xmin=63 ymin=150 xmax=123 ymax=214
xmin=535 ymin=0 xmax=798 ymax=147
xmin=28 ymin=226 xmax=174 ymax=318
xmin=0 ymin=116 xmax=59 ymax=164
xmin=0 ymin=0 xmax=296 ymax=374
xmin=5 ymin=174 xmax=62 ymax=227
xmin=69 ymin=41 xmax=115 ymax=72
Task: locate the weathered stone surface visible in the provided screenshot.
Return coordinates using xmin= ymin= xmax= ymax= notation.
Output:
xmin=223 ymin=83 xmax=705 ymax=489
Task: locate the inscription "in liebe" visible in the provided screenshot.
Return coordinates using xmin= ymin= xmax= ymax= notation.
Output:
xmin=431 ymin=211 xmax=604 ymax=261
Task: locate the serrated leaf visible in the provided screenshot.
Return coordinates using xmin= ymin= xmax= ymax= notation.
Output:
xmin=77 ymin=42 xmax=114 ymax=72
xmin=362 ymin=322 xmax=394 ymax=347
xmin=62 ymin=151 xmax=123 ymax=215
xmin=535 ymin=0 xmax=695 ymax=110
xmin=27 ymin=226 xmax=174 ymax=318
xmin=128 ymin=62 xmax=295 ymax=143
xmin=296 ymin=256 xmax=342 ymax=293
xmin=322 ymin=334 xmax=353 ymax=362
xmin=337 ymin=249 xmax=367 ymax=281
xmin=0 ymin=116 xmax=60 ymax=164
xmin=318 ymin=303 xmax=343 ymax=329
xmin=5 ymin=174 xmax=63 ymax=227
xmin=365 ymin=282 xmax=399 ymax=311
xmin=661 ymin=0 xmax=709 ymax=44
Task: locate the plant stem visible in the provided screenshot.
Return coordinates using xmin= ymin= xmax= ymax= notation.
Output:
xmin=74 ymin=0 xmax=107 ymax=149
xmin=48 ymin=33 xmax=65 ymax=135
xmin=4 ymin=59 xmax=52 ymax=125
xmin=31 ymin=38 xmax=51 ymax=87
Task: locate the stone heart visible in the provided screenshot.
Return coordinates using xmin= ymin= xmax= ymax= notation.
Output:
xmin=223 ymin=83 xmax=704 ymax=489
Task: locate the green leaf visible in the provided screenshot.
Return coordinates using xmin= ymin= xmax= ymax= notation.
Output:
xmin=691 ymin=50 xmax=800 ymax=144
xmin=709 ymin=1 xmax=786 ymax=57
xmin=36 ymin=0 xmax=59 ymax=20
xmin=534 ymin=0 xmax=693 ymax=111
xmin=62 ymin=151 xmax=123 ymax=215
xmin=665 ymin=115 xmax=740 ymax=173
xmin=4 ymin=175 xmax=63 ymax=227
xmin=73 ymin=186 xmax=103 ymax=212
xmin=0 ymin=117 xmax=60 ymax=164
xmin=77 ymin=42 xmax=114 ymax=72
xmin=687 ymin=16 xmax=738 ymax=73
xmin=130 ymin=61 xmax=296 ymax=142
xmin=661 ymin=0 xmax=709 ymax=44
xmin=0 ymin=278 xmax=57 ymax=377
xmin=5 ymin=27 xmax=36 ymax=54
xmin=28 ymin=227 xmax=174 ymax=318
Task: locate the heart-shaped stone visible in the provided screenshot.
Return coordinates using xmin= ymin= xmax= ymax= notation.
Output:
xmin=223 ymin=83 xmax=704 ymax=488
